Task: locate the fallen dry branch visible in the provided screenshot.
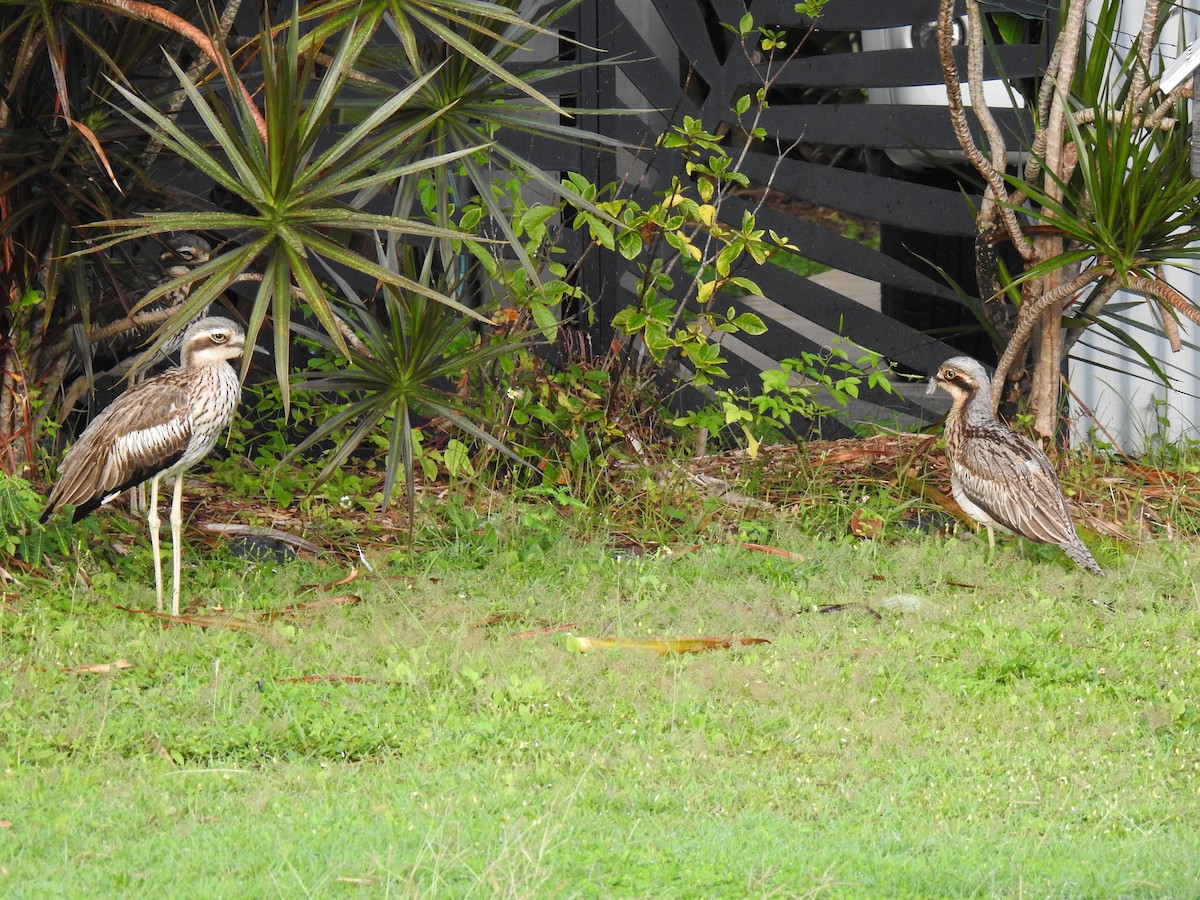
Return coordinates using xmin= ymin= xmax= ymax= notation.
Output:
xmin=509 ymin=623 xmax=581 ymax=639
xmin=275 ymin=674 xmax=397 ymax=685
xmin=734 ymin=542 xmax=804 ymax=560
xmin=200 ymin=523 xmax=325 ymax=556
xmin=263 ymin=594 xmax=362 ymax=619
xmin=60 ymin=658 xmax=133 ymax=675
xmin=295 ymin=566 xmax=361 ymax=595
xmin=114 ymin=605 xmax=266 ymax=632
xmin=817 ymin=603 xmax=883 ymax=622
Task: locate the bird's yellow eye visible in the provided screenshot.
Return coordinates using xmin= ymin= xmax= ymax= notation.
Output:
xmin=944 ymin=367 xmax=956 ymax=380
xmin=211 ymin=333 xmax=227 ymax=344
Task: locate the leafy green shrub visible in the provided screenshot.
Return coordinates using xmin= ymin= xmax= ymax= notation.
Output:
xmin=0 ymin=474 xmax=68 ymax=565
xmin=673 ymin=342 xmax=898 ymax=451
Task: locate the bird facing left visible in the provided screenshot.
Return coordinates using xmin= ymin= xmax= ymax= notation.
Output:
xmin=42 ymin=316 xmax=249 ymax=614
xmin=927 ymin=355 xmax=1104 ymax=575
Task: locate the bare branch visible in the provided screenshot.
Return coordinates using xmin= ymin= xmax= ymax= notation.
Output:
xmin=1127 ymin=0 xmax=1160 ymax=107
xmin=1157 ymin=296 xmax=1182 ymax=352
xmin=937 ymin=0 xmax=1032 ymax=259
xmin=39 ymin=305 xmax=182 ymax=370
xmin=1129 ymin=275 xmax=1200 ymax=328
xmin=1152 ymin=262 xmax=1183 ymax=353
xmin=965 ymin=2 xmax=1010 ymax=187
xmin=1072 ymin=105 xmax=1178 ymax=132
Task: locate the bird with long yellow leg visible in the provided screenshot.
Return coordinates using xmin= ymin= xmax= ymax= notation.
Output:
xmin=42 ymin=317 xmax=250 ymax=613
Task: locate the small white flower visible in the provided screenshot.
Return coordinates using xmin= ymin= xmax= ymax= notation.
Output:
xmin=339 ymin=495 xmax=352 ymax=510
xmin=506 ymin=387 xmax=526 ymax=401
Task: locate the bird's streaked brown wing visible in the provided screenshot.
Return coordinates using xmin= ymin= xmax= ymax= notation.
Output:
xmin=954 ymin=425 xmax=1079 ymax=546
xmin=43 ymin=376 xmax=192 ymax=522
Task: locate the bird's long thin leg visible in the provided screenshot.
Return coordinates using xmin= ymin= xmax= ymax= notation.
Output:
xmin=148 ymin=475 xmax=164 ymax=611
xmin=170 ymin=473 xmax=185 ymax=616
xmin=986 ymin=525 xmax=996 ymax=564
xmin=130 ymin=482 xmax=147 ymax=517
xmin=129 ymin=373 xmax=147 ymax=517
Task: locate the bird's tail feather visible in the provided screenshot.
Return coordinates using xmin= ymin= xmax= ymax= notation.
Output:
xmin=1063 ymin=539 xmax=1104 ymax=576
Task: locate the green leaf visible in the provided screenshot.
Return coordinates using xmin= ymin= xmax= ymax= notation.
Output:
xmin=443 ymin=439 xmax=474 ymax=479
xmin=611 ymin=308 xmax=645 ymax=334
xmin=723 ymin=401 xmax=752 ymax=424
xmin=715 ymin=243 xmax=741 ymax=277
xmin=761 ymin=368 xmax=790 ymax=391
xmin=727 ymin=276 xmax=763 ymax=296
xmin=643 ymin=321 xmax=672 ymax=358
xmin=731 ymin=312 xmax=767 ymax=335
xmin=530 ymin=302 xmax=560 ymax=342
xmin=519 ymin=205 xmax=559 ymax=241
xmin=617 ymin=229 xmax=643 ymax=260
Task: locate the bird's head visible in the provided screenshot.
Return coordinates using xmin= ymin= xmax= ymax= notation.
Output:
xmin=181 ymin=317 xmax=247 ymax=367
xmin=928 ymin=355 xmax=992 ymax=404
xmin=160 ymin=234 xmax=213 ymax=278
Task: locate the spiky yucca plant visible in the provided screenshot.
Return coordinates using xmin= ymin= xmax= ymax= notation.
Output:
xmin=287 ymin=284 xmax=532 ymax=529
xmin=87 ymin=1 xmax=624 ymax=510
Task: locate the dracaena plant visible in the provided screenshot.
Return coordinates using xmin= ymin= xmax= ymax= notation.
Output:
xmin=96 ymin=7 xmax=491 ymax=408
xmin=937 ymin=0 xmax=1200 ymax=437
xmin=285 ymin=241 xmax=533 ymax=529
xmin=994 ymin=93 xmax=1200 ymax=390
xmin=66 ymin=0 xmax=639 ymax=525
xmin=295 ymin=0 xmax=618 ymax=276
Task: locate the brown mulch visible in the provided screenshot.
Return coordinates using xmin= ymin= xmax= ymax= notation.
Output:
xmin=26 ymin=435 xmax=1199 ymax=579
xmin=687 ymin=432 xmax=1200 ymax=541
xmin=186 ymin=433 xmax=1200 ymax=549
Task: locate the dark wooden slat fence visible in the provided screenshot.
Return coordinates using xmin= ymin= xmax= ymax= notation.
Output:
xmin=530 ymin=0 xmax=1051 ymax=431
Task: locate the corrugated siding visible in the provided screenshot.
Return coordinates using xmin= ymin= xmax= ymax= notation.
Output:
xmin=1072 ymin=273 xmax=1200 ymax=451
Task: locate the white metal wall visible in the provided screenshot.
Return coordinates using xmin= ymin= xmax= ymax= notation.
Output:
xmin=1072 ymin=272 xmax=1200 ymax=451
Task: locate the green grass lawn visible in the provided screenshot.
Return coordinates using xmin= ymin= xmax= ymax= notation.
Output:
xmin=3 ymin=508 xmax=1199 ymax=897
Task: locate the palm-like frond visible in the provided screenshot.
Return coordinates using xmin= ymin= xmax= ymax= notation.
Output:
xmin=287 ymin=283 xmax=532 ymax=528
xmin=93 ymin=0 xmax=627 ymax=408
xmin=1001 ymin=93 xmax=1200 ymax=300
xmin=95 ymin=8 xmax=493 ymax=407
xmin=296 ymin=0 xmax=624 ymax=281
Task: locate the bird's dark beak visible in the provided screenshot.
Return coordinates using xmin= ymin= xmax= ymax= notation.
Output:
xmin=253 ymin=344 xmax=269 ymax=356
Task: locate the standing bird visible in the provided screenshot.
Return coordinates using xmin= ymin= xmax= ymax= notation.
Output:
xmin=41 ymin=317 xmax=248 ymax=613
xmin=928 ymin=356 xmax=1104 ymax=575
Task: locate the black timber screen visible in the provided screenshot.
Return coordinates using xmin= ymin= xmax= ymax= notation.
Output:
xmin=527 ymin=0 xmax=1051 ymax=432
